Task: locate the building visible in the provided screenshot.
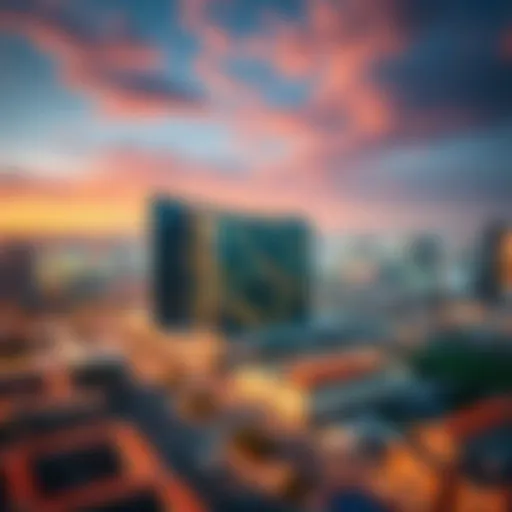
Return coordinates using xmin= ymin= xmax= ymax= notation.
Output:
xmin=475 ymin=221 xmax=512 ymax=303
xmin=151 ymin=197 xmax=311 ymax=335
xmin=228 ymin=348 xmax=410 ymax=429
xmin=404 ymin=234 xmax=445 ymax=300
xmin=0 ymin=240 xmax=37 ymax=307
xmin=501 ymin=230 xmax=512 ymax=297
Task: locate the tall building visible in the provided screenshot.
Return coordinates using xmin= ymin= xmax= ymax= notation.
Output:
xmin=501 ymin=230 xmax=512 ymax=296
xmin=151 ymin=198 xmax=311 ymax=335
xmin=152 ymin=199 xmax=198 ymax=329
xmin=216 ymin=213 xmax=311 ymax=333
xmin=475 ymin=221 xmax=511 ymax=303
xmin=408 ymin=234 xmax=444 ymax=280
xmin=0 ymin=241 xmax=37 ymax=307
xmin=401 ymin=234 xmax=446 ymax=310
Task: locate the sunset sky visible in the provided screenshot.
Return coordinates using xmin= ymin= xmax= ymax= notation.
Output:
xmin=0 ymin=0 xmax=511 ymax=240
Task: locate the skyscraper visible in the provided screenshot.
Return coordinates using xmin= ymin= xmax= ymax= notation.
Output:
xmin=152 ymin=199 xmax=200 ymax=329
xmin=216 ymin=213 xmax=311 ymax=333
xmin=0 ymin=241 xmax=37 ymax=307
xmin=151 ymin=198 xmax=311 ymax=335
xmin=475 ymin=221 xmax=511 ymax=303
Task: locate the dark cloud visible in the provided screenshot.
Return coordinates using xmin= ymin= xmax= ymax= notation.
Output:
xmin=103 ymin=72 xmax=201 ymax=103
xmin=376 ymin=0 xmax=512 ymax=128
xmin=379 ymin=31 xmax=512 ymax=121
xmin=333 ymin=122 xmax=512 ymax=207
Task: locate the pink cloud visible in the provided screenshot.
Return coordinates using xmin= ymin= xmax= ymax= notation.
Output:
xmin=201 ymin=0 xmax=403 ymax=164
xmin=0 ymin=143 xmax=478 ymax=238
xmin=172 ymin=0 xmax=408 ymax=187
xmin=1 ymin=0 xmax=409 ymax=195
xmin=271 ymin=25 xmax=315 ymax=78
xmin=99 ymin=43 xmax=163 ymax=73
xmin=181 ymin=0 xmax=209 ymax=34
xmin=0 ymin=9 xmax=204 ymax=118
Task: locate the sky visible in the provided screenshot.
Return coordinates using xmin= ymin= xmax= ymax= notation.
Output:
xmin=0 ymin=0 xmax=511 ymax=241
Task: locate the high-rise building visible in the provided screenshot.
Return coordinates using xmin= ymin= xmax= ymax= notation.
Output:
xmin=408 ymin=234 xmax=444 ymax=279
xmin=475 ymin=221 xmax=511 ymax=303
xmin=401 ymin=234 xmax=446 ymax=310
xmin=152 ymin=199 xmax=198 ymax=329
xmin=501 ymin=230 xmax=512 ymax=296
xmin=0 ymin=241 xmax=37 ymax=307
xmin=151 ymin=198 xmax=311 ymax=335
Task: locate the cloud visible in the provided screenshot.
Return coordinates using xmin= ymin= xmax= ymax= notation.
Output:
xmin=84 ymin=72 xmax=206 ymax=119
xmin=181 ymin=0 xmax=210 ymax=34
xmin=2 ymin=130 xmax=510 ymax=240
xmin=179 ymin=0 xmax=410 ymax=190
xmin=0 ymin=147 xmax=375 ymax=235
xmin=2 ymin=0 xmax=512 ymax=234
xmin=0 ymin=3 xmax=205 ymax=118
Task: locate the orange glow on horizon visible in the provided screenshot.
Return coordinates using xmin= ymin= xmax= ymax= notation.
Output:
xmin=0 ymin=197 xmax=144 ymax=237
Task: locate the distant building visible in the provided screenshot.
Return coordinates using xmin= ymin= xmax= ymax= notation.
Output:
xmin=501 ymin=230 xmax=512 ymax=297
xmin=399 ymin=234 xmax=446 ymax=314
xmin=475 ymin=221 xmax=511 ymax=303
xmin=0 ymin=241 xmax=38 ymax=308
xmin=408 ymin=234 xmax=444 ymax=281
